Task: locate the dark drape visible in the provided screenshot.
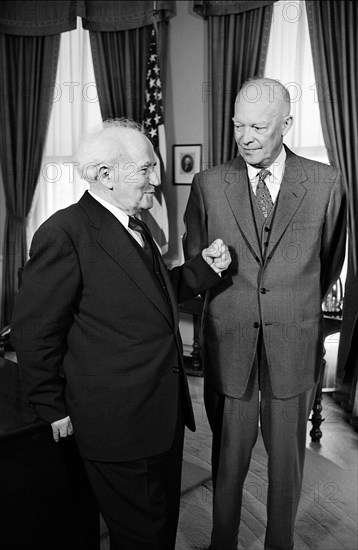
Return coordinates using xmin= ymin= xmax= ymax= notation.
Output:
xmin=193 ymin=0 xmax=274 ymax=17
xmin=87 ymin=3 xmax=172 ymax=253
xmin=306 ymin=1 xmax=358 ymax=382
xmin=87 ymin=1 xmax=172 ymax=122
xmin=85 ymin=0 xmax=173 ymax=120
xmin=0 ymin=0 xmax=77 ymax=35
xmin=89 ymin=25 xmax=153 ymax=121
xmin=82 ymin=0 xmax=173 ymax=32
xmin=0 ymin=33 xmax=60 ymax=325
xmin=0 ymin=0 xmax=174 ymax=34
xmin=306 ymin=0 xmax=357 ymax=270
xmin=336 ymin=249 xmax=358 ymax=380
xmin=0 ymin=1 xmax=174 ymax=325
xmin=194 ymin=1 xmax=274 ymax=165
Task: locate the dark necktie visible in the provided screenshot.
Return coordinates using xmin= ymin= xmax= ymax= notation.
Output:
xmin=256 ymin=168 xmax=273 ymax=219
xmin=128 ymin=216 xmax=170 ymax=302
xmin=128 ymin=216 xmax=154 ymax=261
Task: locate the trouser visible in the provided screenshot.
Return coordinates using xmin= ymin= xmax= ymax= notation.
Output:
xmin=205 ymin=341 xmax=316 ymax=550
xmin=83 ymin=405 xmax=184 ymax=550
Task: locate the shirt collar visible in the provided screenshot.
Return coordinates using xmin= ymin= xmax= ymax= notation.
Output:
xmin=88 ymin=190 xmax=130 ymax=228
xmin=246 ymin=147 xmax=287 ymax=184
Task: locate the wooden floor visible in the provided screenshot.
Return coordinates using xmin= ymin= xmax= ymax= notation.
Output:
xmin=175 ymin=375 xmax=358 ymax=550
xmin=5 ymin=350 xmax=357 ymax=549
xmin=98 ymin=373 xmax=357 ymax=549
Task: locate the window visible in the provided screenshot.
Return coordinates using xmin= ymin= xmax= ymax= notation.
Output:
xmin=264 ymin=0 xmax=328 ymax=164
xmin=26 ymin=21 xmax=102 ymax=248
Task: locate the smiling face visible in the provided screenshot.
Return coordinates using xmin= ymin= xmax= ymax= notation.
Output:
xmin=94 ymin=129 xmax=160 ymax=215
xmin=111 ymin=132 xmax=159 ymax=215
xmin=232 ymin=80 xmax=293 ymax=168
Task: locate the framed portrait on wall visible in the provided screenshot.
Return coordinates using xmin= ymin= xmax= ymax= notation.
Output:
xmin=173 ymin=144 xmax=202 ymax=185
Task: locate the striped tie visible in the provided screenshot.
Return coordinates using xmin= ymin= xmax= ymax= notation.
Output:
xmin=128 ymin=216 xmax=170 ymax=303
xmin=128 ymin=216 xmax=155 ymax=262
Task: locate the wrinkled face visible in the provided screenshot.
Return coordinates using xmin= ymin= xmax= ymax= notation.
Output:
xmin=107 ymin=133 xmax=159 ymax=215
xmin=232 ymin=87 xmax=292 ymax=168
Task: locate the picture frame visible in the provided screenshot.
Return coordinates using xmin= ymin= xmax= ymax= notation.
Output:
xmin=173 ymin=144 xmax=202 ymax=185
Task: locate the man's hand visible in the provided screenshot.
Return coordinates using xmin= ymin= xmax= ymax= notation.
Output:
xmin=202 ymin=238 xmax=231 ymax=274
xmin=51 ymin=416 xmax=73 ymax=442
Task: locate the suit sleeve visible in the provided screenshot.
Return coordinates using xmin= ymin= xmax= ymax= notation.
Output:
xmin=169 ymin=253 xmax=221 ymax=304
xmin=11 ymin=221 xmax=81 ymax=423
xmin=320 ymin=173 xmax=347 ymax=300
xmin=183 ymin=173 xmax=209 ymax=261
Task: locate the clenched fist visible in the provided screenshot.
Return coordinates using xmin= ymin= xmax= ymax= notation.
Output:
xmin=202 ymin=238 xmax=231 ymax=274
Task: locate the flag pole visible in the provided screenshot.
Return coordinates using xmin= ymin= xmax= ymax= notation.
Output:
xmin=141 ymin=3 xmax=169 ymax=255
xmin=152 ymin=1 xmax=159 ymax=34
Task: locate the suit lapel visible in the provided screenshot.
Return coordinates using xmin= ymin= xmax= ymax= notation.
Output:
xmin=79 ymin=192 xmax=174 ymax=327
xmin=223 ymin=157 xmax=262 ymax=260
xmin=267 ymin=150 xmax=307 ymax=259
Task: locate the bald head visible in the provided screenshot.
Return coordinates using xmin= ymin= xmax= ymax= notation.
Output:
xmin=232 ymin=78 xmax=293 ymax=168
xmin=237 ymin=78 xmax=291 ymax=116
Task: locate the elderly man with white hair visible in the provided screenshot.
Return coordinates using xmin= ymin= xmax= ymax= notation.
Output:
xmin=11 ymin=118 xmax=231 ymax=550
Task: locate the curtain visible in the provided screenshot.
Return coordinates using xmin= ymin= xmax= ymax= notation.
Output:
xmin=82 ymin=1 xmax=173 ymax=32
xmin=0 ymin=32 xmax=60 ymax=325
xmin=85 ymin=0 xmax=173 ymax=120
xmin=264 ymin=1 xmax=328 ymax=164
xmin=26 ymin=23 xmax=102 ymax=248
xmin=193 ymin=1 xmax=274 ymax=17
xmin=306 ymin=1 xmax=358 ymax=383
xmin=89 ymin=25 xmax=153 ymax=122
xmin=336 ymin=249 xmax=358 ymax=381
xmin=87 ymin=3 xmax=173 ymax=255
xmin=89 ymin=22 xmax=170 ymax=254
xmin=0 ymin=0 xmax=76 ymax=35
xmin=306 ymin=0 xmax=357 ymax=270
xmin=0 ymin=1 xmax=174 ymax=325
xmin=194 ymin=1 xmax=274 ymax=165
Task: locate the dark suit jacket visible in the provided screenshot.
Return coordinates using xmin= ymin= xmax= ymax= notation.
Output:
xmin=11 ymin=192 xmax=220 ymax=462
xmin=183 ymin=147 xmax=347 ymax=399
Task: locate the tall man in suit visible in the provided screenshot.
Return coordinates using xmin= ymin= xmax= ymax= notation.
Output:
xmin=11 ymin=119 xmax=231 ymax=550
xmin=183 ymin=78 xmax=347 ymax=550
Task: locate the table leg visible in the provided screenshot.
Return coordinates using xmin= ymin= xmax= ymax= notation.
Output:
xmin=309 ymin=355 xmax=326 ymax=442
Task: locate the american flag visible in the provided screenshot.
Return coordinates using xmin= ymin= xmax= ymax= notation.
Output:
xmin=141 ymin=25 xmax=169 ymax=255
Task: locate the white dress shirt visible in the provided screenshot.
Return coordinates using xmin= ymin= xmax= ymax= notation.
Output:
xmin=88 ymin=191 xmax=144 ymax=247
xmin=247 ymin=147 xmax=287 ymax=203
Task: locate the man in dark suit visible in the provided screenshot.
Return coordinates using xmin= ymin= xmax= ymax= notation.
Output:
xmin=11 ymin=119 xmax=231 ymax=550
xmin=183 ymin=78 xmax=347 ymax=550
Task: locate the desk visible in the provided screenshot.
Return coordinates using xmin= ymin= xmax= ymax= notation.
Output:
xmin=0 ymin=357 xmax=100 ymax=550
xmin=179 ymin=300 xmax=342 ymax=442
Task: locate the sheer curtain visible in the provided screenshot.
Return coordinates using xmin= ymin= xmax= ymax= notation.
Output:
xmin=26 ymin=21 xmax=102 ymax=249
xmin=264 ymin=0 xmax=328 ymax=163
xmin=264 ymin=0 xmax=346 ymax=389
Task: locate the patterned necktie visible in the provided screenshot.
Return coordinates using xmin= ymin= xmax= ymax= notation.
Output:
xmin=256 ymin=168 xmax=273 ymax=219
xmin=128 ymin=216 xmax=154 ymax=260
